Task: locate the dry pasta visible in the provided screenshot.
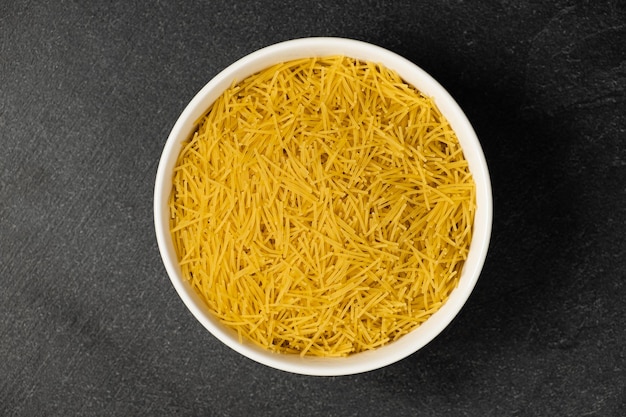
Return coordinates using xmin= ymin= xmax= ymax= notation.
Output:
xmin=169 ymin=56 xmax=475 ymax=356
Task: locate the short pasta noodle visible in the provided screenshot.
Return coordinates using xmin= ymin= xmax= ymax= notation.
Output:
xmin=169 ymin=56 xmax=476 ymax=356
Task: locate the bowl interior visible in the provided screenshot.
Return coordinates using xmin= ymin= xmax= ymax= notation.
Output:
xmin=154 ymin=37 xmax=492 ymax=376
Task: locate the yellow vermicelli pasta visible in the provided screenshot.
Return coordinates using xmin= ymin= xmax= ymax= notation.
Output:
xmin=169 ymin=56 xmax=475 ymax=356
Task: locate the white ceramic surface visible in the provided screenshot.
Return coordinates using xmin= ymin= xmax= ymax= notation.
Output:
xmin=154 ymin=37 xmax=492 ymax=376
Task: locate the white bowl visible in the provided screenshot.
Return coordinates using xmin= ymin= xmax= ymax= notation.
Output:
xmin=154 ymin=37 xmax=492 ymax=376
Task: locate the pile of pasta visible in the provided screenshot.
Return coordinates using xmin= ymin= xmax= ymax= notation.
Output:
xmin=169 ymin=57 xmax=475 ymax=356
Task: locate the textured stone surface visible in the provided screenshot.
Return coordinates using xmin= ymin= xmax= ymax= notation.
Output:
xmin=1 ymin=1 xmax=624 ymax=416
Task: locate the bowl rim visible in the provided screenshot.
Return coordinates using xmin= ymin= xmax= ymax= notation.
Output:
xmin=154 ymin=37 xmax=492 ymax=376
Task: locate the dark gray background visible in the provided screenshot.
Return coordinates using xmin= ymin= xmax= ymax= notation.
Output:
xmin=1 ymin=1 xmax=625 ymax=416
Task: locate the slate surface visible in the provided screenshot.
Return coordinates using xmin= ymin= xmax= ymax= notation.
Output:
xmin=1 ymin=1 xmax=625 ymax=416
